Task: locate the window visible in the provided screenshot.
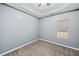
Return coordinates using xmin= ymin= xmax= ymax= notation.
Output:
xmin=57 ymin=19 xmax=71 ymax=39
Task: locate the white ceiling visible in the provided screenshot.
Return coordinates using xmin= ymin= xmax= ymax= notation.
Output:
xmin=6 ymin=3 xmax=79 ymax=19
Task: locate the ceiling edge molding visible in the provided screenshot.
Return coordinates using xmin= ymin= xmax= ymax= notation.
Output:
xmin=1 ymin=3 xmax=40 ymax=19
xmin=1 ymin=3 xmax=79 ymax=19
xmin=40 ymin=8 xmax=79 ymax=19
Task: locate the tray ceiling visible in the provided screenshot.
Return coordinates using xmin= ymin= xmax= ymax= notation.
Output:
xmin=5 ymin=3 xmax=79 ymax=19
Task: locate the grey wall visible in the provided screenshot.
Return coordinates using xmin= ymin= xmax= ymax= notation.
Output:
xmin=0 ymin=3 xmax=79 ymax=55
xmin=40 ymin=10 xmax=79 ymax=49
xmin=0 ymin=4 xmax=39 ymax=54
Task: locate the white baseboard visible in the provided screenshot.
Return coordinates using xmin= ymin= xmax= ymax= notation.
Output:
xmin=0 ymin=39 xmax=39 ymax=56
xmin=40 ymin=39 xmax=79 ymax=51
xmin=1 ymin=38 xmax=79 ymax=56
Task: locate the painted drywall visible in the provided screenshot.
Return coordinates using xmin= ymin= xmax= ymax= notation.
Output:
xmin=0 ymin=4 xmax=39 ymax=54
xmin=40 ymin=10 xmax=79 ymax=49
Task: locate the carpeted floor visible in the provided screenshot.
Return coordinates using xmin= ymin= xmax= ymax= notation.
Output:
xmin=4 ymin=40 xmax=79 ymax=56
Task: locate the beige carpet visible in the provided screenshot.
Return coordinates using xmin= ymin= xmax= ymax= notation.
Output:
xmin=4 ymin=40 xmax=79 ymax=56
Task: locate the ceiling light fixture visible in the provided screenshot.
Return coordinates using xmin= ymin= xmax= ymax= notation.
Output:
xmin=38 ymin=3 xmax=50 ymax=7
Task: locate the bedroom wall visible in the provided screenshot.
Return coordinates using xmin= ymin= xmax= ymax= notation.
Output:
xmin=0 ymin=4 xmax=39 ymax=54
xmin=40 ymin=10 xmax=79 ymax=49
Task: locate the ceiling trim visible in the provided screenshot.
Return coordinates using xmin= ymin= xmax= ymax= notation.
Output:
xmin=39 ymin=8 xmax=79 ymax=19
xmin=1 ymin=3 xmax=79 ymax=19
xmin=1 ymin=3 xmax=40 ymax=19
